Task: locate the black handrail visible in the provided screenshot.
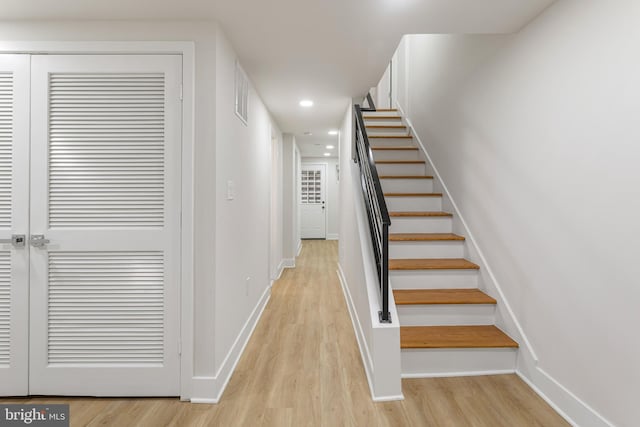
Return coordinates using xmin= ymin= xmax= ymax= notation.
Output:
xmin=364 ymin=93 xmax=376 ymax=111
xmin=354 ymin=101 xmax=391 ymax=323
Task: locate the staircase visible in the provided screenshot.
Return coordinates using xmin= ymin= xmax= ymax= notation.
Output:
xmin=363 ymin=109 xmax=519 ymax=377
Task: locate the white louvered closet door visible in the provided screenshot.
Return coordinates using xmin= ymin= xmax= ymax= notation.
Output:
xmin=0 ymin=55 xmax=30 ymax=396
xmin=29 ymin=55 xmax=182 ymax=395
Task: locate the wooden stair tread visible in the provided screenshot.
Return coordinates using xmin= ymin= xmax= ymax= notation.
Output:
xmin=400 ymin=325 xmax=518 ymax=349
xmin=369 ymin=135 xmax=412 ymax=139
xmin=363 ymin=115 xmax=402 ymax=120
xmin=376 ymin=160 xmax=424 ymax=164
xmin=380 ymin=175 xmax=433 ymax=179
xmin=389 ymin=233 xmax=465 ymax=242
xmin=371 ymin=146 xmax=417 ymax=151
xmin=393 ymin=289 xmax=495 ymax=305
xmin=366 ymin=125 xmax=406 ymax=129
xmin=374 ymin=109 xmax=398 ymax=112
xmin=389 ymin=258 xmax=479 ymax=270
xmin=389 ymin=211 xmax=452 ymax=217
xmin=384 ymin=193 xmax=442 ymax=197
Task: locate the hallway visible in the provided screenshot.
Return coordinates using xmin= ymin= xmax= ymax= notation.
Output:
xmin=1 ymin=240 xmax=568 ymax=426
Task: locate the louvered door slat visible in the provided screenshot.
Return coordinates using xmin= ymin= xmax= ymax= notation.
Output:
xmin=48 ymin=73 xmax=165 ymax=229
xmin=0 ymin=73 xmax=12 ymax=228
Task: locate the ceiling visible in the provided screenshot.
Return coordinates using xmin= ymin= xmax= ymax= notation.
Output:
xmin=0 ymin=0 xmax=555 ymax=158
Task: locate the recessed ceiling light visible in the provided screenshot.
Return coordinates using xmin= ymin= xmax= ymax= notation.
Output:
xmin=328 ymin=130 xmax=338 ymax=135
xmin=326 ymin=145 xmax=335 ymax=149
xmin=299 ymin=100 xmax=314 ymax=107
xmin=323 ymin=153 xmax=331 ymax=157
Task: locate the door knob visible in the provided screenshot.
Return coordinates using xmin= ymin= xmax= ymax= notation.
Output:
xmin=30 ymin=235 xmax=50 ymax=248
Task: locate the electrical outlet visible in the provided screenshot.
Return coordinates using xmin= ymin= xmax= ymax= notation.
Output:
xmin=245 ymin=276 xmax=251 ymax=296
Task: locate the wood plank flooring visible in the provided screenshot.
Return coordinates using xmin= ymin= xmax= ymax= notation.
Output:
xmin=0 ymin=240 xmax=569 ymax=426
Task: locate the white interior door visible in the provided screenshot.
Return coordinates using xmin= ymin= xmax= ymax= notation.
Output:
xmin=28 ymin=55 xmax=182 ymax=396
xmin=0 ymin=55 xmax=30 ymax=396
xmin=300 ymin=163 xmax=326 ymax=239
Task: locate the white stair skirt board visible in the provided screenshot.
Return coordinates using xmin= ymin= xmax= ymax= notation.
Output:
xmin=372 ymin=150 xmax=420 ymax=162
xmin=385 ymin=195 xmax=442 ymax=212
xmin=381 ymin=178 xmax=434 ymax=194
xmin=401 ymin=347 xmax=517 ymax=377
xmin=390 ymin=270 xmax=478 ymax=290
xmin=389 ymin=217 xmax=452 ymax=234
xmin=396 ymin=304 xmax=496 ymax=326
xmin=376 ymin=163 xmax=426 ymax=176
xmin=389 ymin=241 xmax=464 ymax=259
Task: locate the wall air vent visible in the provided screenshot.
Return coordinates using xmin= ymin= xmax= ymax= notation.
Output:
xmin=235 ymin=60 xmax=249 ymax=125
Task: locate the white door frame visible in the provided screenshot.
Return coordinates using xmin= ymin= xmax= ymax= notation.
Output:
xmin=269 ymin=129 xmax=282 ymax=284
xmin=0 ymin=42 xmax=195 ymax=400
xmin=300 ymin=162 xmax=328 ymax=239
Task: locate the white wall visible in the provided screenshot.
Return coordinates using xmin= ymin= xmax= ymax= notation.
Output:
xmin=376 ymin=63 xmax=391 ymax=110
xmin=214 ymin=26 xmax=283 ymax=392
xmin=270 ymin=131 xmax=284 ymax=280
xmin=294 ymin=145 xmax=302 ymax=253
xmin=282 ymin=134 xmax=297 ymax=265
xmin=301 ymin=157 xmax=340 ymax=239
xmin=390 ymin=1 xmax=640 ymax=425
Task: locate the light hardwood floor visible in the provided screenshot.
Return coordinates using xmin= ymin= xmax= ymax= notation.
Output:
xmin=1 ymin=240 xmax=569 ymax=426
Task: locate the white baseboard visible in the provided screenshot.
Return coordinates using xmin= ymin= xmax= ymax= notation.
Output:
xmin=402 ymin=369 xmax=515 ymax=379
xmin=326 ymin=233 xmax=339 ymax=240
xmin=297 ymin=240 xmax=302 ymax=256
xmin=190 ymin=285 xmax=271 ymax=404
xmin=281 ymin=258 xmax=295 ymax=269
xmin=372 ymin=394 xmax=404 ymax=402
xmin=190 ymin=377 xmax=216 ymax=404
xmin=516 ymin=366 xmax=614 ymax=427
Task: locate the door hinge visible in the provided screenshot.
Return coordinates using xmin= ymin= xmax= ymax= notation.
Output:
xmin=178 ymin=340 xmax=182 ymax=355
xmin=179 ymin=84 xmax=183 ymax=101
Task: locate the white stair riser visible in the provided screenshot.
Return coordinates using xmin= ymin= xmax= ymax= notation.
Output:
xmin=396 ymin=304 xmax=495 ymax=326
xmin=370 ymin=139 xmax=417 ymax=148
xmin=377 ymin=163 xmax=426 ymax=176
xmin=362 ymin=111 xmax=401 ymax=117
xmin=390 ymin=270 xmax=478 ymax=290
xmin=373 ymin=150 xmax=421 ymax=161
xmin=366 ymin=127 xmax=408 ymax=136
xmin=386 ymin=196 xmax=442 ymax=211
xmin=364 ymin=119 xmax=404 ymax=127
xmin=382 ymin=179 xmax=434 ymax=193
xmin=401 ymin=348 xmax=517 ymax=377
xmin=389 ymin=217 xmax=452 ymax=234
xmin=389 ymin=241 xmax=464 ymax=258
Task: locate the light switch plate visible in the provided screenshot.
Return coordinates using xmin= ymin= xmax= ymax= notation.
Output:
xmin=227 ymin=180 xmax=235 ymax=200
